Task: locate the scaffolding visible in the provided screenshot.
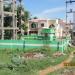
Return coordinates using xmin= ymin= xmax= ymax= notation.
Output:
xmin=66 ymin=0 xmax=75 ymax=40
xmin=0 ymin=0 xmax=18 ymax=39
xmin=66 ymin=0 xmax=75 ymax=36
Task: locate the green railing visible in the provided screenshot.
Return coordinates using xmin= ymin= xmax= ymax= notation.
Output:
xmin=0 ymin=38 xmax=70 ymax=52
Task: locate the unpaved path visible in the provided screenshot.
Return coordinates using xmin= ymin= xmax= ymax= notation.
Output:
xmin=39 ymin=51 xmax=74 ymax=75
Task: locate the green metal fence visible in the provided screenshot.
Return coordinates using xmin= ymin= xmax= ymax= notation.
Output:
xmin=0 ymin=28 xmax=71 ymax=52
xmin=0 ymin=39 xmax=70 ymax=52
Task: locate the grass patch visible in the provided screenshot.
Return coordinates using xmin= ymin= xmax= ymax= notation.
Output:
xmin=47 ymin=47 xmax=75 ymax=75
xmin=0 ymin=46 xmax=73 ymax=75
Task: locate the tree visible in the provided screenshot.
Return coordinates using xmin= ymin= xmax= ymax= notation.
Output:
xmin=17 ymin=1 xmax=30 ymax=36
xmin=17 ymin=0 xmax=30 ymax=37
xmin=17 ymin=6 xmax=30 ymax=30
xmin=24 ymin=11 xmax=30 ymax=23
xmin=21 ymin=10 xmax=30 ymax=32
xmin=33 ymin=16 xmax=38 ymax=19
xmin=18 ymin=0 xmax=22 ymax=3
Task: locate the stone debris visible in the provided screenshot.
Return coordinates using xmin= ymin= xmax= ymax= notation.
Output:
xmin=23 ymin=52 xmax=44 ymax=59
xmin=53 ymin=51 xmax=64 ymax=57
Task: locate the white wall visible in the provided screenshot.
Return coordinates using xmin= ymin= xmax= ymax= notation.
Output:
xmin=55 ymin=24 xmax=63 ymax=38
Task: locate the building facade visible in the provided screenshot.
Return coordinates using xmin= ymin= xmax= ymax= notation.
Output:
xmin=0 ymin=0 xmax=18 ymax=39
xmin=28 ymin=19 xmax=66 ymax=38
xmin=28 ymin=19 xmax=48 ymax=35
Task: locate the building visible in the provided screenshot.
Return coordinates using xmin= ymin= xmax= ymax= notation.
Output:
xmin=28 ymin=18 xmax=66 ymax=38
xmin=55 ymin=19 xmax=66 ymax=38
xmin=0 ymin=0 xmax=18 ymax=39
xmin=28 ymin=19 xmax=48 ymax=35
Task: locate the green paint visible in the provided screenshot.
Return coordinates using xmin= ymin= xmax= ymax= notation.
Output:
xmin=0 ymin=28 xmax=71 ymax=52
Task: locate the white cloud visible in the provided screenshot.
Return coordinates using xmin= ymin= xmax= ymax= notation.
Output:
xmin=42 ymin=6 xmax=65 ymax=14
xmin=34 ymin=6 xmax=65 ymax=19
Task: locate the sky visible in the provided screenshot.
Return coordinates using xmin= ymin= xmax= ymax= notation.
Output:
xmin=22 ymin=0 xmax=66 ymax=19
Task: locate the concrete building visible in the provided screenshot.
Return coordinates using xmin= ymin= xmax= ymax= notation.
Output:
xmin=28 ymin=19 xmax=48 ymax=35
xmin=0 ymin=0 xmax=18 ymax=39
xmin=28 ymin=18 xmax=66 ymax=38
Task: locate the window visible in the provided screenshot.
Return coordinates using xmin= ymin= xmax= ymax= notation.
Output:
xmin=49 ymin=24 xmax=55 ymax=28
xmin=31 ymin=22 xmax=37 ymax=28
xmin=41 ymin=23 xmax=44 ymax=27
xmin=73 ymin=32 xmax=75 ymax=36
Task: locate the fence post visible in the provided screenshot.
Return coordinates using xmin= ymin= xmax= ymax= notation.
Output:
xmin=57 ymin=41 xmax=59 ymax=51
xmin=23 ymin=40 xmax=25 ymax=50
xmin=61 ymin=40 xmax=64 ymax=53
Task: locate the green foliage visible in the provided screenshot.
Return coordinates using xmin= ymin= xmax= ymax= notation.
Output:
xmin=47 ymin=47 xmax=75 ymax=75
xmin=18 ymin=0 xmax=22 ymax=3
xmin=23 ymin=46 xmax=51 ymax=55
xmin=21 ymin=24 xmax=28 ymax=31
xmin=0 ymin=47 xmax=74 ymax=75
xmin=33 ymin=16 xmax=38 ymax=19
xmin=64 ymin=47 xmax=75 ymax=54
xmin=11 ymin=55 xmax=21 ymax=66
xmin=17 ymin=6 xmax=29 ymax=29
xmin=24 ymin=11 xmax=30 ymax=23
xmin=4 ymin=30 xmax=13 ymax=39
